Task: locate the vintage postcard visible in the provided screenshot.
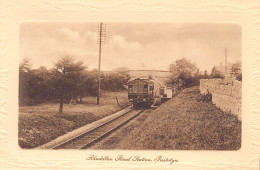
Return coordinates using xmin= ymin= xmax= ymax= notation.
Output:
xmin=0 ymin=0 xmax=259 ymax=170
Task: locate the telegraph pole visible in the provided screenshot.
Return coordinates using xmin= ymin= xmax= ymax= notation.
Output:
xmin=225 ymin=47 xmax=227 ymax=75
xmin=97 ymin=22 xmax=106 ymax=104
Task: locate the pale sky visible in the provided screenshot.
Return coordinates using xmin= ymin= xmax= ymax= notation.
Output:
xmin=20 ymin=22 xmax=241 ymax=72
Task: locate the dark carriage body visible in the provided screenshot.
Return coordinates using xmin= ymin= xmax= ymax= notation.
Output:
xmin=128 ymin=78 xmax=155 ymax=109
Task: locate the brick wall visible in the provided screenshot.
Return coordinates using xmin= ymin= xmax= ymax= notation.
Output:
xmin=200 ymin=78 xmax=242 ymax=120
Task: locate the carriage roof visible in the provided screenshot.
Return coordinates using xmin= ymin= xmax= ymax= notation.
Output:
xmin=127 ymin=78 xmax=155 ymax=85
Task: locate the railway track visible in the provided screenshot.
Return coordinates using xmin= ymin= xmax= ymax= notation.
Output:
xmin=53 ymin=109 xmax=145 ymax=149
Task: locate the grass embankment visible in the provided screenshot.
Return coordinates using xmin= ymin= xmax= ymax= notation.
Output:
xmin=19 ymin=91 xmax=129 ymax=148
xmin=117 ymin=86 xmax=241 ymax=150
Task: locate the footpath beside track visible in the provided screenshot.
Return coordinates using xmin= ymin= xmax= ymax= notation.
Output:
xmin=36 ymin=106 xmax=144 ymax=149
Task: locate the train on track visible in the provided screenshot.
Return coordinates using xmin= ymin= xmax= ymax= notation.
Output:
xmin=127 ymin=78 xmax=174 ymax=109
xmin=128 ymin=78 xmax=155 ymax=109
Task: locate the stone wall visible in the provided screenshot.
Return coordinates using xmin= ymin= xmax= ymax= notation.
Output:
xmin=200 ymin=78 xmax=242 ymax=120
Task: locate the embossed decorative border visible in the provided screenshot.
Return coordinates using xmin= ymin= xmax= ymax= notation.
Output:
xmin=0 ymin=0 xmax=260 ymax=169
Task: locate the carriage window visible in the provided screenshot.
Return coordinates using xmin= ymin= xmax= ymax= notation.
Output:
xmin=144 ymin=85 xmax=148 ymax=88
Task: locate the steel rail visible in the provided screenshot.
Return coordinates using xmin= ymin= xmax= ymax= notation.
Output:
xmin=50 ymin=108 xmax=133 ymax=149
xmin=81 ymin=109 xmax=145 ymax=149
xmin=53 ymin=109 xmax=144 ymax=149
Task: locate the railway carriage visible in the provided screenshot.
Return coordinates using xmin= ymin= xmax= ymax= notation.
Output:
xmin=159 ymin=86 xmax=173 ymax=103
xmin=128 ymin=78 xmax=155 ymax=109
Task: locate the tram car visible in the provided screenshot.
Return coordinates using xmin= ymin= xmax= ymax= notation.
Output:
xmin=128 ymin=78 xmax=155 ymax=109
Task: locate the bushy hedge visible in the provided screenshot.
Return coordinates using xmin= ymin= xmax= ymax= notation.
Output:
xmin=19 ymin=66 xmax=129 ymax=106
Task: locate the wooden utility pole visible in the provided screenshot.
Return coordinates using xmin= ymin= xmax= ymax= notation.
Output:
xmin=97 ymin=22 xmax=106 ymax=104
xmin=225 ymin=47 xmax=227 ymax=75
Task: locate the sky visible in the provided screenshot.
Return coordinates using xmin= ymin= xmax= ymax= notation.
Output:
xmin=20 ymin=22 xmax=241 ymax=72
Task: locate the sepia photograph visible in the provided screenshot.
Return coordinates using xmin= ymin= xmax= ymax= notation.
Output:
xmin=18 ymin=22 xmax=242 ymax=150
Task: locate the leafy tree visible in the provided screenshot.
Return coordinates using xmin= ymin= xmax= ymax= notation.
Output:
xmin=101 ymin=72 xmax=130 ymax=91
xmin=26 ymin=67 xmax=50 ymax=103
xmin=19 ymin=56 xmax=133 ymax=108
xmin=112 ymin=67 xmax=131 ymax=84
xmin=19 ymin=56 xmax=101 ymax=107
xmin=204 ymin=70 xmax=209 ymax=78
xmin=76 ymin=70 xmax=99 ymax=103
xmin=102 ymin=67 xmax=131 ymax=91
xmin=210 ymin=66 xmax=224 ymax=79
xmin=19 ymin=58 xmax=32 ymax=73
xmin=54 ymin=56 xmax=86 ymax=113
xmin=236 ymin=73 xmax=242 ymax=81
xmin=168 ymin=58 xmax=198 ymax=88
xmin=19 ymin=59 xmax=57 ymax=105
xmin=19 ymin=58 xmax=32 ymax=105
xmin=230 ymin=62 xmax=242 ymax=81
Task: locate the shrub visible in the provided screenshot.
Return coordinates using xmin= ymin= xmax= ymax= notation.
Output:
xmin=197 ymin=91 xmax=212 ymax=103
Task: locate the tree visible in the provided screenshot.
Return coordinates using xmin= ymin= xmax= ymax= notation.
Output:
xmin=204 ymin=70 xmax=209 ymax=78
xmin=230 ymin=62 xmax=242 ymax=80
xmin=236 ymin=73 xmax=242 ymax=81
xmin=54 ymin=56 xmax=86 ymax=113
xmin=19 ymin=58 xmax=32 ymax=105
xmin=26 ymin=67 xmax=50 ymax=103
xmin=113 ymin=67 xmax=131 ymax=84
xmin=210 ymin=66 xmax=224 ymax=79
xmin=168 ymin=58 xmax=198 ymax=88
xmin=19 ymin=58 xmax=32 ymax=73
xmin=19 ymin=60 xmax=57 ymax=105
xmin=101 ymin=71 xmax=130 ymax=91
xmin=104 ymin=67 xmax=131 ymax=91
xmin=76 ymin=70 xmax=95 ymax=103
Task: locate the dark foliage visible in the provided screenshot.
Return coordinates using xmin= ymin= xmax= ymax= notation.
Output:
xmin=236 ymin=73 xmax=242 ymax=81
xmin=210 ymin=66 xmax=224 ymax=79
xmin=167 ymin=58 xmax=202 ymax=88
xmin=197 ymin=91 xmax=212 ymax=103
xmin=101 ymin=72 xmax=130 ymax=91
xmin=19 ymin=58 xmax=129 ymax=108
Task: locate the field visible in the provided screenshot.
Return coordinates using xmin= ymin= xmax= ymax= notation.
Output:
xmin=18 ymin=91 xmax=129 ymax=148
xmin=116 ymin=86 xmax=241 ymax=150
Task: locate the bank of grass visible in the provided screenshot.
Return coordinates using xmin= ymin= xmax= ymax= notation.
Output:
xmin=117 ymin=86 xmax=241 ymax=150
xmin=19 ymin=91 xmax=129 ymax=148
